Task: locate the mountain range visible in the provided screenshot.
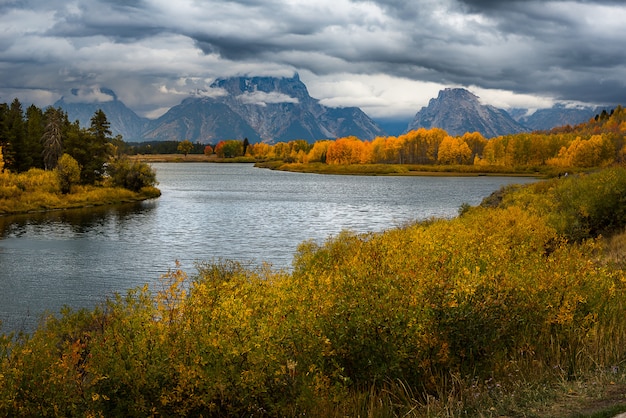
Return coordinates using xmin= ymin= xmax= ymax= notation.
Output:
xmin=55 ymin=77 xmax=607 ymax=143
xmin=55 ymin=75 xmax=385 ymax=143
xmin=509 ymin=104 xmax=604 ymax=131
xmin=55 ymin=88 xmax=149 ymax=141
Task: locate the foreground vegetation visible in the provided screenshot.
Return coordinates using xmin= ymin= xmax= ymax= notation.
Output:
xmin=1 ymin=165 xmax=625 ymax=416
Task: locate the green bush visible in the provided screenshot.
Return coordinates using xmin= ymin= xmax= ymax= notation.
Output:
xmin=501 ymin=166 xmax=626 ymax=241
xmin=55 ymin=154 xmax=81 ymax=194
xmin=107 ymin=157 xmax=157 ymax=192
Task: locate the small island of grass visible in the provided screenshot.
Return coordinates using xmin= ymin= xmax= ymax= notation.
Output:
xmin=254 ymin=160 xmax=566 ymax=177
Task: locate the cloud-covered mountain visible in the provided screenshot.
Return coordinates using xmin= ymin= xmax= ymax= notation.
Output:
xmin=57 ymin=75 xmax=386 ymax=143
xmin=55 ymin=83 xmax=611 ymax=144
xmin=54 ymin=88 xmax=148 ymax=140
xmin=149 ymin=74 xmax=385 ymax=143
xmin=141 ymin=98 xmax=262 ymax=143
xmin=406 ymin=88 xmax=527 ymax=138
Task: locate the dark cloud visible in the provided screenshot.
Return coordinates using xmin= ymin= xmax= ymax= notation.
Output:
xmin=0 ymin=0 xmax=624 ymax=118
xmin=46 ymin=1 xmax=163 ymax=41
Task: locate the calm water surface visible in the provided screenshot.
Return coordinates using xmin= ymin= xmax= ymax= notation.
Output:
xmin=0 ymin=163 xmax=537 ymax=333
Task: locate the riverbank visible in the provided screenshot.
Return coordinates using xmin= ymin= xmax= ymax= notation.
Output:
xmin=129 ymin=153 xmax=256 ymax=163
xmin=130 ymin=153 xmax=566 ymax=177
xmin=0 ymin=168 xmax=160 ymax=216
xmin=0 ymin=186 xmax=161 ymax=216
xmin=256 ymin=160 xmax=562 ymax=177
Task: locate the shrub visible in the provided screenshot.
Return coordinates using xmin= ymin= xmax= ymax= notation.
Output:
xmin=501 ymin=166 xmax=626 ymax=241
xmin=55 ymin=154 xmax=81 ymax=194
xmin=1 ymin=167 xmax=626 ymax=416
xmin=107 ymin=157 xmax=157 ymax=192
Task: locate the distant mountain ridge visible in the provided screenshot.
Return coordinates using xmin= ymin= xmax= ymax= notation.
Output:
xmin=510 ymin=104 xmax=602 ymax=131
xmin=55 ymin=88 xmax=148 ymax=140
xmin=406 ymin=88 xmax=527 ymax=138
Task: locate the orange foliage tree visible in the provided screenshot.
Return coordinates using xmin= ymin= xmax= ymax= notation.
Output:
xmin=306 ymin=140 xmax=331 ymax=163
xmin=326 ymin=136 xmax=368 ymax=165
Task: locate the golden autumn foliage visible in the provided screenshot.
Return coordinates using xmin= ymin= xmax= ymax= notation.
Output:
xmin=2 ymin=167 xmax=626 ymax=416
xmin=437 ymin=135 xmax=473 ymax=164
xmin=250 ymin=106 xmax=626 ymax=171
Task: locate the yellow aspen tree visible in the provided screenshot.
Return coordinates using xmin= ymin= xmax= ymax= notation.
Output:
xmin=438 ymin=136 xmax=472 ymax=165
xmin=461 ymin=132 xmax=487 ymax=161
xmin=370 ymin=136 xmax=388 ymax=163
xmin=483 ymin=137 xmax=506 ymax=165
xmin=306 ymin=140 xmax=331 ymax=163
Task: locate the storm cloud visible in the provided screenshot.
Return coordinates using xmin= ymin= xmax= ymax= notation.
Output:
xmin=0 ymin=0 xmax=624 ymax=119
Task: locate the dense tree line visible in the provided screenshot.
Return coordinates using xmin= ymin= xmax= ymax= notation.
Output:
xmin=0 ymin=99 xmax=114 ymax=183
xmin=98 ymin=105 xmax=626 ymax=169
xmin=242 ymin=106 xmax=626 ymax=169
xmin=122 ymin=140 xmax=206 ymax=155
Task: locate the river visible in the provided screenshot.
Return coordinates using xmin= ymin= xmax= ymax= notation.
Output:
xmin=0 ymin=163 xmax=537 ymax=333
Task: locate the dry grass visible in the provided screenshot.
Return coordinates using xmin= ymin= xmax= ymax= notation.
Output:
xmin=603 ymin=229 xmax=626 ymax=268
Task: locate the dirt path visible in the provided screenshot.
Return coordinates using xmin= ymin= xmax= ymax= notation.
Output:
xmin=537 ymin=383 xmax=626 ymax=417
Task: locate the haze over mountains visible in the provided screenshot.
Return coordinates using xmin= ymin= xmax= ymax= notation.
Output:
xmin=55 ymin=76 xmax=607 ymax=143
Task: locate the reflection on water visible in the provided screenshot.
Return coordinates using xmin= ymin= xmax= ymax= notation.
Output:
xmin=0 ymin=163 xmax=537 ymax=334
xmin=0 ymin=201 xmax=153 ymax=238
xmin=0 ymin=202 xmax=159 ymax=333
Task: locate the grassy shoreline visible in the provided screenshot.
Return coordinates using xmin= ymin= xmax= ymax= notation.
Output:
xmin=1 ymin=188 xmax=161 ymax=216
xmin=255 ymin=160 xmax=560 ymax=177
xmin=0 ymin=167 xmax=161 ymax=216
xmin=0 ymin=186 xmax=161 ymax=217
xmin=130 ymin=153 xmax=567 ymax=177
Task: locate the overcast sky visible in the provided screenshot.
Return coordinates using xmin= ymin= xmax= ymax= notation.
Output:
xmin=1 ymin=0 xmax=625 ymax=120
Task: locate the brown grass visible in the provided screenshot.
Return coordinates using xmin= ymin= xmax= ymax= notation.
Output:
xmin=603 ymin=229 xmax=626 ymax=268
